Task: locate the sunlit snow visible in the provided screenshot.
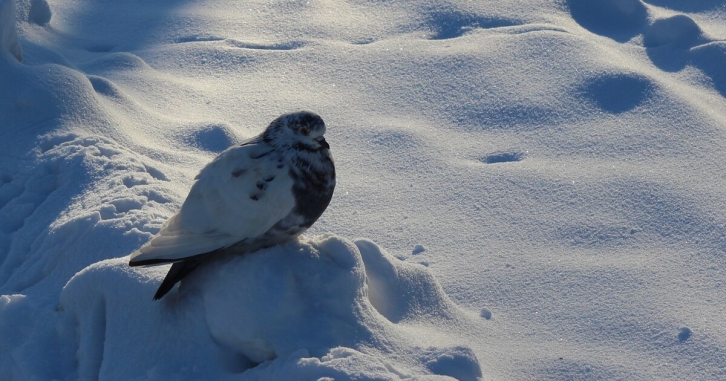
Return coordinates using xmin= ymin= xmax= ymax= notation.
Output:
xmin=2 ymin=0 xmax=726 ymax=379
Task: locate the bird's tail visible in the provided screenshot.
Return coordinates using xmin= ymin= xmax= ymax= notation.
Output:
xmin=153 ymin=257 xmax=206 ymax=300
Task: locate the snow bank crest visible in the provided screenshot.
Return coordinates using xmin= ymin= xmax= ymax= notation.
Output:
xmin=59 ymin=235 xmax=482 ymax=380
xmin=0 ymin=0 xmax=22 ymax=61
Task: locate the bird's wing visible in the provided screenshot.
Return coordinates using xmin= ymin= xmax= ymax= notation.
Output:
xmin=129 ymin=141 xmax=296 ymax=265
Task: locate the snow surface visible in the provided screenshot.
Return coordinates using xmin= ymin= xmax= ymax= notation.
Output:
xmin=0 ymin=0 xmax=21 ymax=61
xmin=1 ymin=0 xmax=726 ymax=379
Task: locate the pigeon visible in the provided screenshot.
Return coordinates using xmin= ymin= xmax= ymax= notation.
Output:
xmin=129 ymin=111 xmax=335 ymax=300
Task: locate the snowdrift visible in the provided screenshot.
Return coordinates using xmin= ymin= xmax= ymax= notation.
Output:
xmin=59 ymin=235 xmax=481 ymax=380
xmin=2 ymin=0 xmax=726 ymax=379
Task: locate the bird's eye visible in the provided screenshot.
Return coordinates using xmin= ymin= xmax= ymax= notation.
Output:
xmin=300 ymin=127 xmax=309 ymax=136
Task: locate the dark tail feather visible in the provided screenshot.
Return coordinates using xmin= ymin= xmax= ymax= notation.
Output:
xmin=153 ymin=258 xmax=205 ymax=300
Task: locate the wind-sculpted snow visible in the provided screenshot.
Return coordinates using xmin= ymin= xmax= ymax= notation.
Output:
xmin=1 ymin=0 xmax=726 ymax=379
xmin=59 ymin=236 xmax=481 ymax=380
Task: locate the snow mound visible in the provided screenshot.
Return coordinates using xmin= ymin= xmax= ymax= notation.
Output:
xmin=357 ymin=239 xmax=463 ymax=324
xmin=180 ymin=122 xmax=238 ymax=153
xmin=0 ymin=133 xmax=172 ymax=297
xmin=644 ymin=0 xmax=721 ymax=12
xmin=0 ymin=0 xmax=22 ymax=61
xmin=644 ymin=15 xmax=704 ymax=48
xmin=59 ymin=235 xmax=482 ymax=380
xmin=689 ymin=41 xmax=726 ymax=97
xmin=642 ymin=13 xmax=726 ymax=97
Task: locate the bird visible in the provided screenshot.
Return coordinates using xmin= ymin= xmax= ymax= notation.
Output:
xmin=129 ymin=111 xmax=335 ymax=300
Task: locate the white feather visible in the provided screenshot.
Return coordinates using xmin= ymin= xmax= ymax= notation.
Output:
xmin=130 ymin=140 xmax=296 ymax=264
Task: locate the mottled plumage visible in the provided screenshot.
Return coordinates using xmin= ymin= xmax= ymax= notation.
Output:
xmin=129 ymin=111 xmax=335 ymax=300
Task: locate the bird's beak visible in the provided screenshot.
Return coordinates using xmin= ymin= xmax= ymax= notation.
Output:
xmin=315 ymin=136 xmax=330 ymax=149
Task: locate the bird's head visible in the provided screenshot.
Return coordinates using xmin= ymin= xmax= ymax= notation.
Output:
xmin=264 ymin=111 xmax=329 ymax=152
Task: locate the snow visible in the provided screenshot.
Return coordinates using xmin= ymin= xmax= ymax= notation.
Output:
xmin=0 ymin=0 xmax=21 ymax=61
xmin=1 ymin=0 xmax=726 ymax=379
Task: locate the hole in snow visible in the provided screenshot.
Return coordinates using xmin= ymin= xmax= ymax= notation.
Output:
xmin=481 ymin=151 xmax=526 ymax=164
